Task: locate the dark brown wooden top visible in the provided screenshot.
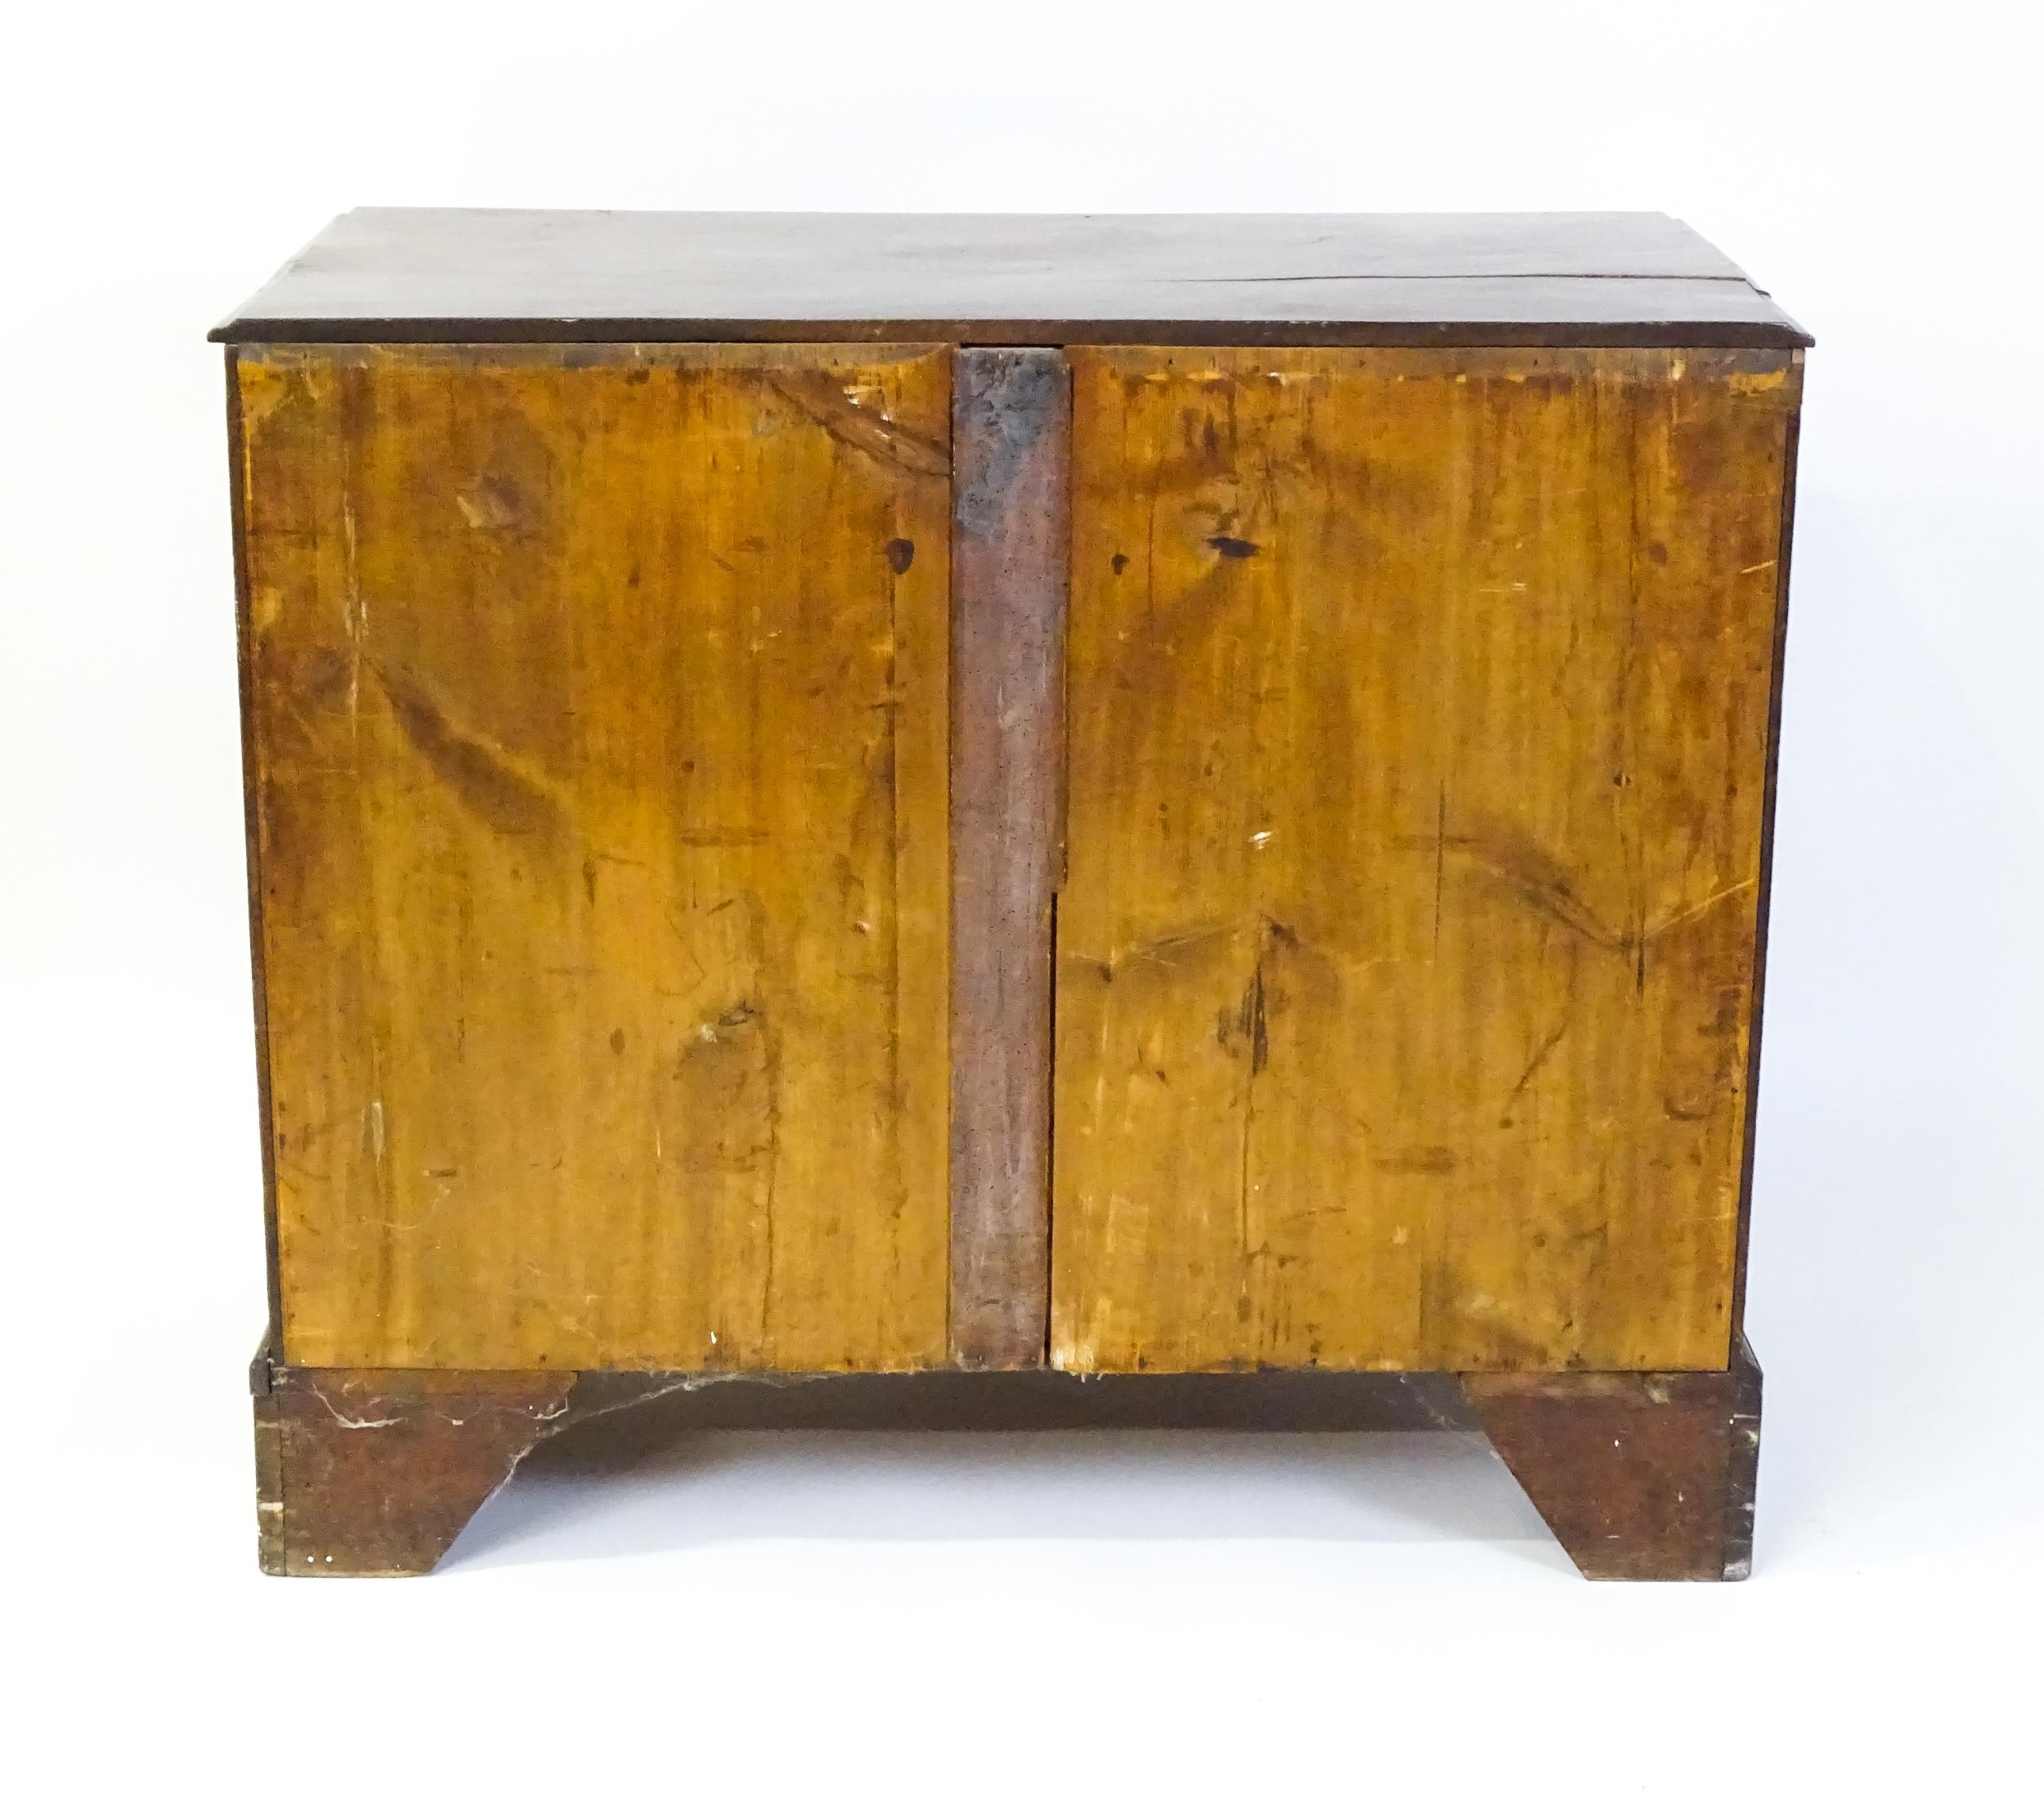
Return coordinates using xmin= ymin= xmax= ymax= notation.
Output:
xmin=212 ymin=210 xmax=1808 ymax=348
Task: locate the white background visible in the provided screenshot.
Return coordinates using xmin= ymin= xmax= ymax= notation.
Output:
xmin=5 ymin=2 xmax=2039 ymax=1786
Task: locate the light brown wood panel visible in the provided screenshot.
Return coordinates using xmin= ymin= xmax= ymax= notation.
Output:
xmin=1053 ymin=345 xmax=1798 ymax=1374
xmin=237 ymin=343 xmax=952 ymax=1370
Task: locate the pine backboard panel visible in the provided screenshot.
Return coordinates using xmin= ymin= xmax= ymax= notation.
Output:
xmin=1052 ymin=345 xmax=1796 ymax=1373
xmin=238 ymin=343 xmax=952 ymax=1370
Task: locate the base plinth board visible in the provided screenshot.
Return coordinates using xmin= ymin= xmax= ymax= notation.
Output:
xmin=250 ymin=1338 xmax=1759 ymax=1580
xmin=1461 ymin=1334 xmax=1764 ymax=1580
xmin=253 ymin=1356 xmax=578 ymax=1577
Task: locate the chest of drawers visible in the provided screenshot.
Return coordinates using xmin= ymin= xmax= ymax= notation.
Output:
xmin=221 ymin=209 xmax=1804 ymax=1577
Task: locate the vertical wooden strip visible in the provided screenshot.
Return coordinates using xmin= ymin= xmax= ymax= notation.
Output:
xmin=1721 ymin=1331 xmax=1764 ymax=1579
xmin=1729 ymin=358 xmax=1804 ymax=1338
xmin=949 ymin=348 xmax=1069 ymax=1366
xmin=250 ymin=1346 xmax=285 ymax=1574
xmin=226 ymin=347 xmax=285 ymax=1347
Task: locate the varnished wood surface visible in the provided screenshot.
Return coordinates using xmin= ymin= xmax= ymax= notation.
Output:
xmin=247 ymin=1339 xmax=1764 ymax=1576
xmin=1052 ymin=346 xmax=1800 ymax=1374
xmin=255 ymin=1354 xmax=576 ymax=1576
xmin=212 ymin=210 xmax=1807 ymax=347
xmin=1464 ymin=1333 xmax=1763 ymax=1580
xmin=948 ymin=349 xmax=1067 ymax=1366
xmin=1729 ymin=403 xmax=1802 ymax=1334
xmin=226 ymin=352 xmax=285 ymax=1342
xmin=237 ymin=342 xmax=953 ymax=1371
xmin=555 ymin=1366 xmax=1472 ymax=1437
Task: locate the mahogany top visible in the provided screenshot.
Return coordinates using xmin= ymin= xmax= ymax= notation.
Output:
xmin=213 ymin=209 xmax=1807 ymax=349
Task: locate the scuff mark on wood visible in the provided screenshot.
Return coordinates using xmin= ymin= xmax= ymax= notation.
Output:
xmin=1463 ymin=1332 xmax=1763 ymax=1580
xmin=371 ymin=661 xmax=567 ymax=838
xmin=1435 ymin=823 xmax=1623 ymax=949
xmin=768 ymin=370 xmax=949 ymax=479
xmin=1410 ymin=818 xmax=1758 ymax=961
xmin=675 ymin=825 xmax=769 ymax=848
xmin=455 ymin=473 xmax=527 ymax=532
xmin=253 ymin=1346 xmax=578 ymax=1576
xmin=1067 ymin=919 xmax=1239 ymax=980
xmin=1374 ymin=1146 xmax=1460 ymax=1175
xmin=1217 ymin=959 xmax=1273 ymax=1074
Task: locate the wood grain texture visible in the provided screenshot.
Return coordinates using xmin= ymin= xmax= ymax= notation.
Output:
xmin=248 ymin=1340 xmax=1760 ymax=1576
xmin=237 ymin=342 xmax=953 ymax=1371
xmin=1463 ymin=1333 xmax=1763 ymax=1580
xmin=254 ymin=1354 xmax=576 ymax=1576
xmin=226 ymin=349 xmax=285 ymax=1343
xmin=560 ymin=1366 xmax=1472 ymax=1437
xmin=1053 ymin=346 xmax=1799 ymax=1374
xmin=212 ymin=210 xmax=1808 ymax=348
xmin=948 ymin=348 xmax=1068 ymax=1366
xmin=1730 ymin=402 xmax=1802 ymax=1334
